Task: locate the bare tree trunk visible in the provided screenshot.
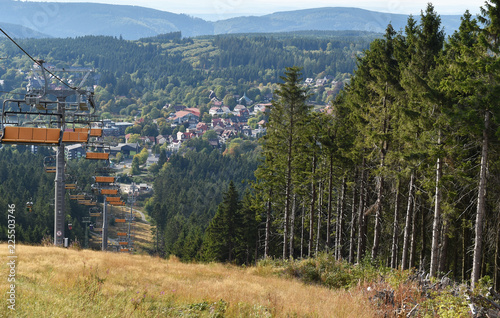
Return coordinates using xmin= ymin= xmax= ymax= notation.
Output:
xmin=494 ymin=215 xmax=499 ymax=291
xmin=409 ymin=195 xmax=417 ymax=269
xmin=430 ymin=131 xmax=442 ymax=277
xmin=316 ymin=181 xmax=323 ymax=256
xmin=301 ymin=202 xmax=305 ymax=258
xmin=420 ymin=195 xmax=426 ymax=270
xmin=308 ymin=155 xmax=317 ymax=257
xmin=349 ymin=172 xmax=357 ymax=263
xmin=357 ymin=158 xmax=367 ymax=263
xmin=438 ymin=219 xmax=449 ymax=274
xmin=372 ymin=171 xmax=384 ymax=259
xmin=391 ymin=179 xmax=400 ymax=269
xmin=336 ymin=177 xmax=346 ymax=260
xmin=283 ymin=178 xmax=291 ymax=259
xmin=289 ymin=194 xmax=297 ymax=259
xmin=402 ymin=172 xmax=414 ymax=270
xmin=326 ymin=156 xmax=334 ymax=252
xmin=462 ymin=219 xmax=467 ymax=281
xmin=372 ymin=85 xmax=389 ymax=260
xmin=471 ymin=111 xmax=489 ymax=288
xmin=264 ymin=191 xmax=272 ymax=258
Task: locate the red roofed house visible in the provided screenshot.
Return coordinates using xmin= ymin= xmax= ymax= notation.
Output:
xmin=196 ymin=122 xmax=208 ymax=132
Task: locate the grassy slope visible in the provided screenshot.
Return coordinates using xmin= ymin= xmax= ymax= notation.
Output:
xmin=0 ymin=244 xmax=374 ymax=317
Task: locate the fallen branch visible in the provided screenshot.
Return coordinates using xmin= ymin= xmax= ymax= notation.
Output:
xmin=490 ymin=287 xmax=500 ymax=302
xmin=406 ymin=304 xmax=419 ymax=317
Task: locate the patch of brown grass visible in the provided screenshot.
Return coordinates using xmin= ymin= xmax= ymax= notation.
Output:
xmin=0 ymin=244 xmax=375 ymax=317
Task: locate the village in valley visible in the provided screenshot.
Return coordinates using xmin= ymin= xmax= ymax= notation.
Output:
xmin=66 ymin=76 xmax=339 ymax=168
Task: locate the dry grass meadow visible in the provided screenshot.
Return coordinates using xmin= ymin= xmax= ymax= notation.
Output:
xmin=0 ymin=244 xmax=375 ymax=317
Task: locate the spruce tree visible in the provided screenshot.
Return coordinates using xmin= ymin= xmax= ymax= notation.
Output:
xmin=202 ymin=181 xmax=241 ymax=262
xmin=262 ymin=66 xmax=311 ymax=259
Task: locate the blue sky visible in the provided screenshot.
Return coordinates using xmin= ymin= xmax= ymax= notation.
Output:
xmin=22 ymin=0 xmax=485 ymax=20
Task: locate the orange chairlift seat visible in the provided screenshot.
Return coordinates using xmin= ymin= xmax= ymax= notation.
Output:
xmin=100 ymin=189 xmax=118 ymax=195
xmin=95 ymin=176 xmax=115 ymax=183
xmin=74 ymin=127 xmax=102 ymax=137
xmin=62 ymin=130 xmax=88 ymax=144
xmin=78 ymin=200 xmax=96 ymax=206
xmin=119 ymin=242 xmax=129 ymax=246
xmin=117 ymin=232 xmax=127 ymax=236
xmin=65 ymin=184 xmax=77 ymax=190
xmin=89 ymin=212 xmax=101 ymax=217
xmin=120 ymin=248 xmax=129 ymax=252
xmin=109 ymin=201 xmax=126 ymax=206
xmin=115 ymin=218 xmax=126 ymax=223
xmin=106 ymin=197 xmax=121 ymax=202
xmin=45 ymin=166 xmax=57 ymax=173
xmin=70 ymin=194 xmax=86 ymax=200
xmin=1 ymin=127 xmax=61 ymax=144
xmin=86 ymin=152 xmax=109 ymax=160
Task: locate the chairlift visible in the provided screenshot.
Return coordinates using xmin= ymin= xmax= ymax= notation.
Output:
xmin=85 ymin=141 xmax=110 ymax=160
xmin=44 ymin=156 xmax=57 ymax=173
xmin=0 ymin=99 xmax=64 ymax=145
xmin=65 ymin=183 xmax=77 ymax=190
xmin=70 ymin=194 xmax=85 ymax=200
xmin=26 ymin=199 xmax=33 ymax=212
xmin=100 ymin=188 xmax=119 ymax=195
xmin=94 ymin=176 xmax=115 ymax=183
xmin=109 ymin=201 xmax=125 ymax=206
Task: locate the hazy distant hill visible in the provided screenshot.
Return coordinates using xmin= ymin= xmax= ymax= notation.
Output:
xmin=0 ymin=1 xmax=463 ymax=39
xmin=0 ymin=21 xmax=50 ymax=39
xmin=213 ymin=7 xmax=463 ymax=35
xmin=0 ymin=0 xmax=213 ymax=39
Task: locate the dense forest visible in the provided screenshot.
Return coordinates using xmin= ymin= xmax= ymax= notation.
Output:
xmin=198 ymin=2 xmax=499 ymax=291
xmin=146 ymin=137 xmax=260 ymax=261
xmin=0 ymin=146 xmax=106 ymax=244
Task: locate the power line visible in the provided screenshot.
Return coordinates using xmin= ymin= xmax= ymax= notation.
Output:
xmin=0 ymin=27 xmax=76 ymax=91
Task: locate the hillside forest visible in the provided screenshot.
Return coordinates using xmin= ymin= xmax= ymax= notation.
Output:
xmin=0 ymin=0 xmax=499 ymax=292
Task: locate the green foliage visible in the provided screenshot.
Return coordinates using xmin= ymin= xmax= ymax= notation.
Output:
xmin=202 ymin=183 xmax=259 ymax=264
xmin=150 ymin=145 xmax=259 ymax=260
xmin=137 ymin=148 xmax=149 ymax=165
xmin=420 ymin=286 xmax=471 ymax=318
xmin=131 ymin=156 xmax=141 ymax=175
xmin=281 ymin=253 xmax=379 ymax=289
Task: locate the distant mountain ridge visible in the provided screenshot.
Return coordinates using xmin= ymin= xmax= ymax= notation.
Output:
xmin=0 ymin=1 xmax=463 ymax=39
xmin=214 ymin=7 xmax=463 ymax=35
xmin=0 ymin=22 xmax=50 ymax=39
